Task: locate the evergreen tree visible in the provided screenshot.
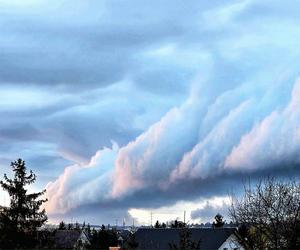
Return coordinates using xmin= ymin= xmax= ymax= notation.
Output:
xmin=0 ymin=159 xmax=48 ymax=248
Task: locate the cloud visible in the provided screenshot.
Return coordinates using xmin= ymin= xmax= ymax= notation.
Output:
xmin=225 ymin=79 xmax=300 ymax=171
xmin=129 ymin=196 xmax=231 ymax=225
xmin=46 ymin=76 xmax=300 ymax=223
xmin=45 ymin=142 xmax=119 ymax=214
xmin=1 ymin=0 xmax=300 ymax=224
xmin=190 ymin=197 xmax=231 ymax=223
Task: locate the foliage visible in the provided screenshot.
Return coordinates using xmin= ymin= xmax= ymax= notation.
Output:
xmin=0 ymin=159 xmax=48 ymax=249
xmin=212 ymin=213 xmax=225 ymax=228
xmin=124 ymin=232 xmax=139 ymax=250
xmin=74 ymin=221 xmax=80 ymax=230
xmin=154 ymin=220 xmax=167 ymax=228
xmin=88 ymin=225 xmax=118 ymax=250
xmin=58 ymin=221 xmax=66 ymax=230
xmin=230 ymin=178 xmax=300 ymax=249
xmin=171 ymin=219 xmax=186 ymax=228
xmin=169 ymin=226 xmax=201 ymax=250
xmin=155 ymin=220 xmax=161 ymax=228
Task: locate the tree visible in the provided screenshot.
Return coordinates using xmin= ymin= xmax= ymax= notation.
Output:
xmin=74 ymin=221 xmax=80 ymax=230
xmin=171 ymin=219 xmax=185 ymax=228
xmin=124 ymin=232 xmax=139 ymax=250
xmin=155 ymin=220 xmax=161 ymax=228
xmin=229 ymin=178 xmax=300 ymax=249
xmin=169 ymin=226 xmax=201 ymax=250
xmin=0 ymin=159 xmax=48 ymax=248
xmin=212 ymin=213 xmax=225 ymax=228
xmin=98 ymin=227 xmax=118 ymax=249
xmin=86 ymin=223 xmax=91 ymax=236
xmin=58 ymin=221 xmax=66 ymax=230
xmin=89 ymin=228 xmax=99 ymax=249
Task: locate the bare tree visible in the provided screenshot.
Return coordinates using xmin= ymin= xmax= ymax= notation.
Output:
xmin=229 ymin=178 xmax=300 ymax=249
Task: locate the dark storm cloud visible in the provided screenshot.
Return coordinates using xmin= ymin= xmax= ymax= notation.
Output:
xmin=0 ymin=0 xmax=194 ymax=91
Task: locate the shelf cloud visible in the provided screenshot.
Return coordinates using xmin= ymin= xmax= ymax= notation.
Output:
xmin=1 ymin=0 xmax=300 ymax=223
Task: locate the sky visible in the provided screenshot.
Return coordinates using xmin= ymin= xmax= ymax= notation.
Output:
xmin=1 ymin=0 xmax=300 ymax=225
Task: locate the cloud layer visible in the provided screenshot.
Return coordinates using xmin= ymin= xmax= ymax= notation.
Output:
xmin=45 ymin=78 xmax=300 ymax=223
xmin=1 ymin=0 xmax=300 ymax=223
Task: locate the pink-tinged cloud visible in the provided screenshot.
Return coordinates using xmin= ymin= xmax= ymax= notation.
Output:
xmin=170 ymin=99 xmax=253 ymax=182
xmin=111 ymin=92 xmax=204 ymax=198
xmin=45 ymin=144 xmax=118 ymax=214
xmin=45 ymin=77 xmax=300 ymax=217
xmin=225 ymin=79 xmax=300 ymax=170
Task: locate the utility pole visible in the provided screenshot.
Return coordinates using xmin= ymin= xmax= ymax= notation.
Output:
xmin=150 ymin=211 xmax=153 ymax=228
xmin=184 ymin=210 xmax=186 ymax=225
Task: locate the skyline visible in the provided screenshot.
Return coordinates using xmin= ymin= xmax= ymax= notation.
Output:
xmin=1 ymin=0 xmax=300 ymax=225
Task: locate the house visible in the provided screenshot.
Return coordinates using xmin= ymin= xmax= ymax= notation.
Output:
xmin=134 ymin=228 xmax=244 ymax=250
xmin=54 ymin=230 xmax=91 ymax=250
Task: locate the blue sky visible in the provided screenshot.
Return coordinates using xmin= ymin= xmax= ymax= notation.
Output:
xmin=1 ymin=0 xmax=300 ymax=225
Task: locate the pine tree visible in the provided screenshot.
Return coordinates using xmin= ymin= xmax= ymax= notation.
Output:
xmin=0 ymin=159 xmax=48 ymax=248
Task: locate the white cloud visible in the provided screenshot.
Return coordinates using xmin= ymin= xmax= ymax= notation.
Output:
xmin=128 ymin=196 xmax=231 ymax=225
xmin=45 ymin=143 xmax=119 ymax=213
xmin=225 ymin=79 xmax=300 ymax=171
xmin=1 ymin=0 xmax=300 ymax=224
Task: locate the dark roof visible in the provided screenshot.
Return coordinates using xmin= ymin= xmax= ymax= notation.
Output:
xmin=54 ymin=230 xmax=83 ymax=249
xmin=134 ymin=228 xmax=236 ymax=250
